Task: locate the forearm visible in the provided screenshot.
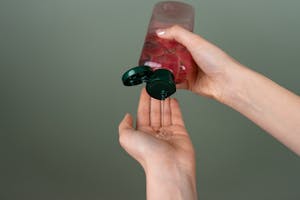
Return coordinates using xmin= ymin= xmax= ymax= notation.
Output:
xmin=222 ymin=64 xmax=300 ymax=155
xmin=145 ymin=164 xmax=197 ymax=200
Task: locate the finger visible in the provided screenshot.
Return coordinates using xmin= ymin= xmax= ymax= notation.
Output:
xmin=170 ymin=98 xmax=185 ymax=127
xmin=119 ymin=113 xmax=134 ymax=147
xmin=150 ymin=97 xmax=161 ymax=130
xmin=162 ymin=98 xmax=171 ymax=126
xmin=118 ymin=113 xmax=146 ymax=166
xmin=119 ymin=113 xmax=134 ymax=135
xmin=137 ymin=88 xmax=150 ymax=128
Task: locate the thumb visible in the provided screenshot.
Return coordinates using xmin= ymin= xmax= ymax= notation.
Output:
xmin=119 ymin=113 xmax=134 ymax=133
xmin=156 ymin=25 xmax=232 ymax=74
xmin=118 ymin=113 xmax=136 ymax=150
xmin=119 ymin=113 xmax=136 ymax=154
xmin=156 ymin=25 xmax=207 ymax=53
xmin=118 ymin=113 xmax=146 ymax=167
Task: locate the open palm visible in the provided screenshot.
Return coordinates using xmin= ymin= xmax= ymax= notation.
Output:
xmin=119 ymin=88 xmax=195 ymax=174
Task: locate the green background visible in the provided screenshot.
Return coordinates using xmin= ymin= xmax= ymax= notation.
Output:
xmin=1 ymin=0 xmax=299 ymax=199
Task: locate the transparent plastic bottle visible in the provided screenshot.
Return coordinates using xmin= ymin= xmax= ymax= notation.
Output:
xmin=122 ymin=1 xmax=195 ymax=100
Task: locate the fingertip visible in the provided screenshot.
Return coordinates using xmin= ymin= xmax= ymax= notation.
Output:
xmin=170 ymin=98 xmax=178 ymax=112
xmin=156 ymin=29 xmax=166 ymax=36
xmin=119 ymin=113 xmax=133 ymax=132
xmin=171 ymin=97 xmax=179 ymax=107
xmin=170 ymin=98 xmax=185 ymax=126
xmin=141 ymin=87 xmax=148 ymax=97
xmin=125 ymin=113 xmax=133 ymax=123
xmin=156 ymin=26 xmax=174 ymax=39
xmin=124 ymin=112 xmax=131 ymax=118
xmin=119 ymin=113 xmax=132 ymax=148
xmin=139 ymin=87 xmax=151 ymax=100
xmin=157 ymin=26 xmax=188 ymax=48
xmin=157 ymin=25 xmax=206 ymax=55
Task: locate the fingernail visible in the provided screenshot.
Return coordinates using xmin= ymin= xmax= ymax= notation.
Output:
xmin=156 ymin=29 xmax=166 ymax=36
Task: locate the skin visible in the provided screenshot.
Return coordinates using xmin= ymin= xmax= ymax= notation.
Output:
xmin=119 ymin=25 xmax=300 ymax=200
xmin=119 ymin=89 xmax=197 ymax=200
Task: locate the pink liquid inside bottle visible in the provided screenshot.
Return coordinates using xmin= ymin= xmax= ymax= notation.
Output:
xmin=139 ymin=33 xmax=194 ymax=83
xmin=122 ymin=1 xmax=195 ymax=100
xmin=140 ymin=1 xmax=194 ymax=84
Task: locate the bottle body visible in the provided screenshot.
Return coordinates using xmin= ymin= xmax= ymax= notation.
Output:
xmin=122 ymin=1 xmax=195 ymax=100
xmin=139 ymin=1 xmax=195 ymax=84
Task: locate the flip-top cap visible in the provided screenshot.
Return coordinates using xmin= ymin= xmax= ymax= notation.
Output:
xmin=146 ymin=69 xmax=176 ymax=100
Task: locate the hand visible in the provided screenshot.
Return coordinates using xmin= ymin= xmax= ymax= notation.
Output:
xmin=119 ymin=88 xmax=197 ymax=200
xmin=157 ymin=25 xmax=300 ymax=155
xmin=156 ymin=25 xmax=241 ymax=102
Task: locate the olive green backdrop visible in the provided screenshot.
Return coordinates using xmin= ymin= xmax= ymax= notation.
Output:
xmin=0 ymin=0 xmax=299 ymax=199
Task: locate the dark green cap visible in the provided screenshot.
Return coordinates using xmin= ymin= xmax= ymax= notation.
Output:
xmin=122 ymin=66 xmax=153 ymax=86
xmin=122 ymin=66 xmax=176 ymax=100
xmin=145 ymin=69 xmax=176 ymax=100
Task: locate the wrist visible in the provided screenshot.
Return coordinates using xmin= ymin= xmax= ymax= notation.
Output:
xmin=145 ymin=162 xmax=197 ymax=200
xmin=216 ymin=63 xmax=250 ymax=106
